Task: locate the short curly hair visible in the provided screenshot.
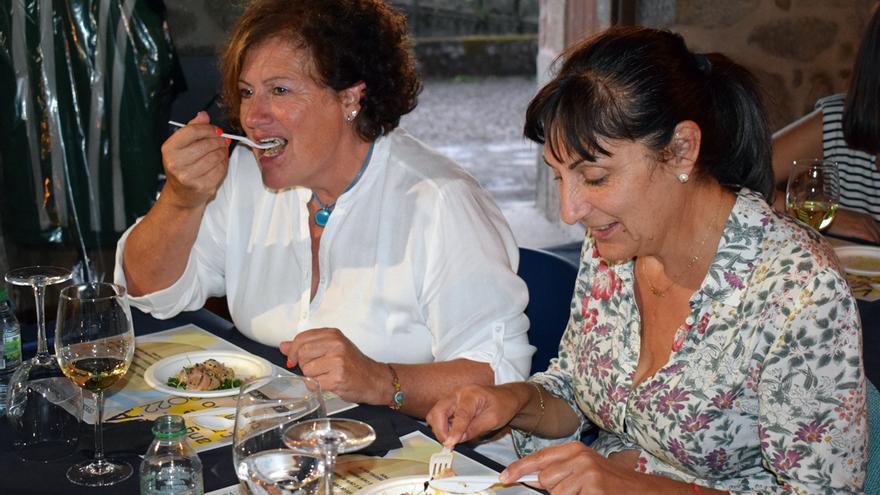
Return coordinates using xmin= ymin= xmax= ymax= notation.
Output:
xmin=220 ymin=0 xmax=421 ymax=141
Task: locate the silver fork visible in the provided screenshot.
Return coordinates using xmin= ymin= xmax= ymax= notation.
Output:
xmin=168 ymin=120 xmax=284 ymax=150
xmin=428 ymin=446 xmax=454 ymax=479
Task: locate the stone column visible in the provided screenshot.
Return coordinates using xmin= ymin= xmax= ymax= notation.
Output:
xmin=535 ymin=0 xmax=612 ymax=222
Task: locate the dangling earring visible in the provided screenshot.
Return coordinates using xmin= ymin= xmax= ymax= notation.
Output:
xmin=678 ymin=173 xmax=689 ymax=183
xmin=346 ymin=109 xmax=358 ymax=123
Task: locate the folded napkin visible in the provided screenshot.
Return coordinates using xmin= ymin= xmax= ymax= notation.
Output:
xmin=358 ymin=416 xmax=402 ymax=457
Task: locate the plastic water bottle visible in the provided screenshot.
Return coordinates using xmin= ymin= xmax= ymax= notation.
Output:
xmin=140 ymin=415 xmax=204 ymax=495
xmin=0 ymin=287 xmax=22 ymax=417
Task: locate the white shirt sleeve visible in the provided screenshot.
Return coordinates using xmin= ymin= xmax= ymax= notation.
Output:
xmin=419 ymin=176 xmax=534 ymax=384
xmin=113 ymin=152 xmax=237 ymax=318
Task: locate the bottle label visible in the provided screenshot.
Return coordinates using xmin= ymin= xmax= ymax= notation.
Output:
xmin=3 ymin=333 xmax=21 ymax=370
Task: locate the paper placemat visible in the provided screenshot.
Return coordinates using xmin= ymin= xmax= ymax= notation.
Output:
xmin=208 ymin=431 xmax=540 ymax=495
xmin=98 ymin=324 xmax=355 ymax=453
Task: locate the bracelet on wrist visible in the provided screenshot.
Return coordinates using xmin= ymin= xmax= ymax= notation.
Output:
xmin=387 ymin=363 xmax=405 ymax=410
xmin=521 ymin=382 xmax=545 ymax=438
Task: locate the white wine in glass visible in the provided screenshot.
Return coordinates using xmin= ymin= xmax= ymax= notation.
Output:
xmin=55 ymin=282 xmax=135 ymax=487
xmin=786 ymin=159 xmax=841 ymax=231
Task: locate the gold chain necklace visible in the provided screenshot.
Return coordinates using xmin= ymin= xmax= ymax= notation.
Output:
xmin=640 ymin=199 xmax=724 ymax=298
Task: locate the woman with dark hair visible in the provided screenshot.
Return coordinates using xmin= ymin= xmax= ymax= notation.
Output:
xmin=427 ymin=27 xmax=866 ymax=493
xmin=773 ymin=2 xmax=880 ymax=243
xmin=113 ymin=0 xmax=533 ymax=422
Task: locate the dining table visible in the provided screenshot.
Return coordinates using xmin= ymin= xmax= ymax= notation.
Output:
xmin=0 ymin=307 xmax=511 ymax=495
xmin=1 ymin=245 xmax=877 ymax=494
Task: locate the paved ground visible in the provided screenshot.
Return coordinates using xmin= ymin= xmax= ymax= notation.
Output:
xmin=400 ymin=76 xmax=584 ymax=248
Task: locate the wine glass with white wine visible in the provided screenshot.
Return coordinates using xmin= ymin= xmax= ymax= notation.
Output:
xmin=55 ymin=282 xmax=135 ymax=486
xmin=786 ymin=159 xmax=841 ymax=231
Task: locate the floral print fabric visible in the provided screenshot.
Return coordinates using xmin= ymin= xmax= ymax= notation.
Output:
xmin=513 ymin=190 xmax=867 ymax=494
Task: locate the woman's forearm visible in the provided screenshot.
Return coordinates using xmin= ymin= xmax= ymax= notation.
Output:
xmin=385 ymin=359 xmax=495 ymax=418
xmin=122 ymin=196 xmax=206 ymax=296
xmin=506 ymin=382 xmax=581 ymax=438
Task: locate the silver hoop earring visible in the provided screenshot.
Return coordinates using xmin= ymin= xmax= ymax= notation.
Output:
xmin=678 ymin=173 xmax=689 ymax=183
xmin=346 ymin=109 xmax=358 ymax=123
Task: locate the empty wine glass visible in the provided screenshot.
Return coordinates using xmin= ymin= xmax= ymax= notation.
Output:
xmin=283 ymin=417 xmax=376 ymax=495
xmin=4 ymin=266 xmax=81 ymax=461
xmin=55 ymin=282 xmax=135 ymax=486
xmin=233 ymin=374 xmax=327 ymax=495
xmin=786 ymin=159 xmax=841 ymax=231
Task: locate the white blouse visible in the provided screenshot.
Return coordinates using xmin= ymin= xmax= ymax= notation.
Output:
xmin=114 ymin=128 xmax=534 ymax=384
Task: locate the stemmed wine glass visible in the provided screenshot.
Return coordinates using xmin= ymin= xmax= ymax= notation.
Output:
xmin=233 ymin=374 xmax=327 ymax=495
xmin=283 ymin=417 xmax=376 ymax=495
xmin=55 ymin=282 xmax=135 ymax=486
xmin=786 ymin=159 xmax=841 ymax=232
xmin=4 ymin=266 xmax=81 ymax=461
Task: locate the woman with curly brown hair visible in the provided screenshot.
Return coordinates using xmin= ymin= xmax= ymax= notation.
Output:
xmin=114 ymin=0 xmax=533 ymax=420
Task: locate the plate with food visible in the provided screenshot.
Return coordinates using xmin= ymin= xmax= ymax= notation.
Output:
xmin=834 ymin=245 xmax=880 ymax=277
xmin=144 ymin=350 xmax=273 ymax=398
xmin=352 ymin=475 xmax=490 ymax=495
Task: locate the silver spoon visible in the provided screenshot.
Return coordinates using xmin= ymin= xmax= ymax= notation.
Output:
xmin=168 ymin=121 xmax=285 ymax=150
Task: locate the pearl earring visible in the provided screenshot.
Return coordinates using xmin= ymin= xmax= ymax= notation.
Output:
xmin=678 ymin=173 xmax=689 ymax=183
xmin=346 ymin=109 xmax=358 ymax=122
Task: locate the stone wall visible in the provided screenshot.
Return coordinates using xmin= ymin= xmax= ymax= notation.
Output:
xmin=391 ymin=0 xmax=539 ymax=36
xmin=163 ymin=0 xmax=539 ymax=54
xmin=637 ymin=0 xmax=875 ymax=131
xmin=413 ymin=35 xmax=537 ymax=77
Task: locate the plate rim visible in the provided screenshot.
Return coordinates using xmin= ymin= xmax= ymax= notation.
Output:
xmin=143 ymin=349 xmax=273 ymax=398
xmin=352 ymin=475 xmax=430 ymax=495
xmin=351 ymin=475 xmax=490 ymax=495
xmin=834 ymin=245 xmax=880 ymax=276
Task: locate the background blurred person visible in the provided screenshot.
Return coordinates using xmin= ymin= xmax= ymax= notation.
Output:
xmin=114 ymin=0 xmax=533 ymax=424
xmin=772 ymin=1 xmax=880 ymax=243
xmin=427 ymin=26 xmax=866 ymax=494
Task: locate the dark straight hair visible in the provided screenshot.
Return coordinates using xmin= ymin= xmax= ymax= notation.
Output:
xmin=843 ymin=3 xmax=880 ymax=155
xmin=524 ymin=26 xmax=773 ymax=202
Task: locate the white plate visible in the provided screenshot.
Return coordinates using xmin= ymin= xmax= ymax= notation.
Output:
xmin=353 ymin=476 xmax=490 ymax=495
xmin=143 ymin=350 xmax=273 ymax=398
xmin=834 ymin=245 xmax=880 ymax=277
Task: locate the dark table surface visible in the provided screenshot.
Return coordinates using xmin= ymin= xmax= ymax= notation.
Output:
xmin=0 ymin=308 xmax=504 ymax=495
xmin=2 ymin=288 xmax=877 ymax=494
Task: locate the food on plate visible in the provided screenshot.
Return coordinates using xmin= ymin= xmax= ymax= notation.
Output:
xmin=166 ymin=358 xmax=243 ymax=391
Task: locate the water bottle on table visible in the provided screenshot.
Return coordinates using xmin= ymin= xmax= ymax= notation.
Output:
xmin=140 ymin=415 xmax=204 ymax=495
xmin=0 ymin=287 xmax=22 ymax=416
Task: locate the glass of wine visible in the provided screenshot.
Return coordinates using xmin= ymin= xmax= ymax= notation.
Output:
xmin=55 ymin=282 xmax=135 ymax=486
xmin=233 ymin=373 xmax=327 ymax=495
xmin=4 ymin=266 xmax=81 ymax=461
xmin=283 ymin=417 xmax=376 ymax=495
xmin=786 ymin=159 xmax=841 ymax=231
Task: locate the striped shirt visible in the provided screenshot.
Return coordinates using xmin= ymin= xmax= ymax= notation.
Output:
xmin=817 ymin=93 xmax=880 ymax=220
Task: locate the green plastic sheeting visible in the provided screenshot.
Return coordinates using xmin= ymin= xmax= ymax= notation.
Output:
xmin=0 ymin=0 xmax=183 ymax=247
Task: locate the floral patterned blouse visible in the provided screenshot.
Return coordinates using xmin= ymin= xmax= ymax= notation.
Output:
xmin=513 ymin=190 xmax=868 ymax=494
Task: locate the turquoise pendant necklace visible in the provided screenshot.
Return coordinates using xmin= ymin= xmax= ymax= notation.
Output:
xmin=312 ymin=142 xmax=374 ymax=227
